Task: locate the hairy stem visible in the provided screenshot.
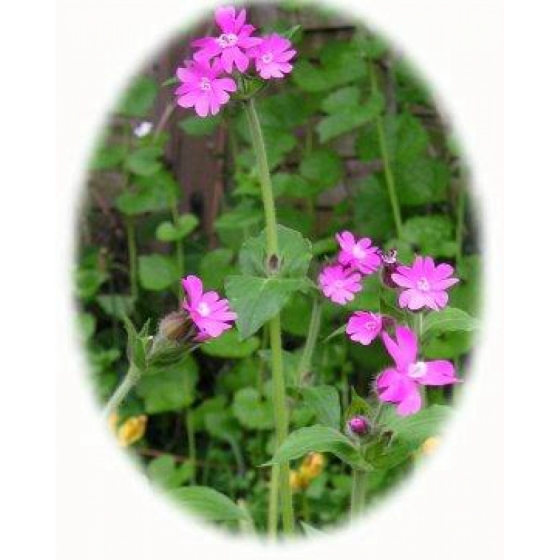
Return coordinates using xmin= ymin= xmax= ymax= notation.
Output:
xmin=102 ymin=364 xmax=141 ymax=421
xmin=297 ymin=298 xmax=322 ymax=387
xmin=244 ymin=98 xmax=294 ymax=536
xmin=350 ymin=468 xmax=368 ymax=520
xmin=186 ymin=409 xmax=197 ymax=484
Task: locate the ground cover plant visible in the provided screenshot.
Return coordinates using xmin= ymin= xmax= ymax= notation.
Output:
xmin=77 ymin=1 xmax=481 ymax=539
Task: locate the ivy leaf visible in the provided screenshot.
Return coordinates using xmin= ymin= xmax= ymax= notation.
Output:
xmin=138 ymin=254 xmax=179 ymax=291
xmin=300 ymin=149 xmax=343 ymax=191
xmin=232 ymin=387 xmax=274 ymax=430
xmin=155 ymin=214 xmax=199 ymax=242
xmin=169 ymin=486 xmax=250 ymax=522
xmin=201 ymin=328 xmax=260 ymax=358
xmin=422 ymin=307 xmax=479 ymax=338
xmin=300 ymin=385 xmax=341 ymax=430
xmin=178 ymin=115 xmax=222 ymax=136
xmin=265 ymin=425 xmax=372 ymax=471
xmin=225 ymin=275 xmax=310 ymax=339
xmin=125 ymin=146 xmax=163 ymax=176
xmin=117 ymin=76 xmax=158 ymax=117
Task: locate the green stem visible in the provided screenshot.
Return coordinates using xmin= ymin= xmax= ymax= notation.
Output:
xmin=125 ymin=217 xmax=139 ymax=301
xmin=297 ymin=298 xmax=322 ymax=387
xmin=350 ymin=468 xmax=368 ymax=520
xmin=170 ymin=200 xmax=185 ymax=302
xmin=186 ymin=409 xmax=197 ymax=484
xmin=455 ymin=183 xmax=466 ymax=267
xmin=370 ymin=66 xmax=403 ymax=238
xmin=102 ymin=364 xmax=141 ymax=421
xmin=267 ymin=464 xmax=280 ymax=538
xmin=244 ymin=97 xmax=294 ymax=536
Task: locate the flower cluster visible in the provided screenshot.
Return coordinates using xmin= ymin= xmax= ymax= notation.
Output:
xmin=175 ymin=5 xmax=297 ymax=117
xmin=318 ymin=231 xmax=461 ymax=416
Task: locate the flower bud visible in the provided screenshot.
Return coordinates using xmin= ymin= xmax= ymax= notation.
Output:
xmin=158 ymin=310 xmax=193 ymax=343
xmin=300 ymin=452 xmax=325 ymax=480
xmin=116 ymin=415 xmax=147 ymax=447
xmin=289 ymin=470 xmax=306 ymax=491
xmin=381 ymin=249 xmax=400 ymax=288
xmin=346 ymin=415 xmax=371 ymax=437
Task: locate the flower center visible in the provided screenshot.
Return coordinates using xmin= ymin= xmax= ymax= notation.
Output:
xmin=333 ymin=280 xmax=345 ymax=289
xmin=217 ymin=33 xmax=238 ymax=47
xmin=416 ymin=277 xmax=430 ymax=291
xmin=365 ymin=320 xmax=378 ymax=331
xmin=352 ymin=245 xmax=366 ymax=259
xmin=197 ymin=302 xmax=211 ymax=317
xmin=199 ymin=77 xmax=211 ymax=92
xmin=408 ymin=361 xmax=427 ymax=379
xmin=261 ymin=52 xmax=274 ymax=64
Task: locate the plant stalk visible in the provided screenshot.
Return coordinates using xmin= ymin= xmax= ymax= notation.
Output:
xmin=186 ymin=409 xmax=197 ymax=483
xmin=297 ymin=298 xmax=322 ymax=387
xmin=102 ymin=364 xmax=141 ymax=421
xmin=350 ymin=468 xmax=369 ymax=520
xmin=244 ymin=98 xmax=294 ymax=536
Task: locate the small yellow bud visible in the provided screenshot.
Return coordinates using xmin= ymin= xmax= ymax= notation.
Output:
xmin=289 ymin=470 xmax=304 ymax=491
xmin=421 ymin=437 xmax=440 ymax=456
xmin=299 ymin=452 xmax=325 ymax=480
xmin=117 ymin=415 xmax=148 ymax=447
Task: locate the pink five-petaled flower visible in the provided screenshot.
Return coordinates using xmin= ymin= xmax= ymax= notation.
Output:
xmin=249 ymin=34 xmax=296 ymax=79
xmin=318 ymin=264 xmax=362 ymax=305
xmin=392 ymin=256 xmax=459 ymax=311
xmin=375 ymin=326 xmax=459 ymax=416
xmin=181 ymin=275 xmax=237 ymax=340
xmin=174 ymin=59 xmax=236 ymax=117
xmin=192 ymin=6 xmax=262 ymax=73
xmin=335 ymin=231 xmax=382 ymax=275
xmin=346 ymin=311 xmax=383 ymax=345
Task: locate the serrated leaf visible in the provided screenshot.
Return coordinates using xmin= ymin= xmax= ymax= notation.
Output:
xmin=138 ymin=254 xmax=179 ymax=291
xmin=169 ymin=486 xmax=250 ymax=522
xmin=155 ymin=213 xmax=199 ymax=242
xmin=300 ymin=385 xmax=341 ymax=430
xmin=266 ymin=425 xmax=372 ymax=471
xmin=201 ymin=328 xmax=259 ymax=358
xmin=422 ymin=307 xmax=479 ymax=338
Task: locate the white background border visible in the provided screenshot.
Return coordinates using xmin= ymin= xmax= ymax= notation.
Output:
xmin=54 ymin=0 xmax=503 ymax=558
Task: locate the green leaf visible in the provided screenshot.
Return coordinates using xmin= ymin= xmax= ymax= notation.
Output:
xmin=300 ymin=385 xmax=341 ymax=430
xmin=76 ymin=269 xmax=107 ymax=299
xmin=147 ymin=455 xmax=193 ymax=490
xmin=266 ymin=425 xmax=372 ymax=471
xmin=205 ymin=410 xmax=241 ymax=442
xmin=155 ymin=213 xmax=199 ymax=242
xmin=201 ymin=328 xmax=260 ymax=358
xmin=138 ymin=254 xmax=179 ymax=291
xmin=169 ymin=486 xmax=250 ymax=522
xmin=344 ymin=387 xmax=375 ymax=424
xmin=238 ymin=225 xmax=313 ymax=278
xmin=321 ymin=86 xmax=361 ymax=113
xmin=396 ymin=157 xmax=449 ymax=206
xmin=232 ymin=387 xmax=274 ymax=430
xmin=137 ymin=354 xmax=199 ymax=413
xmin=199 ymin=248 xmax=235 ymax=290
xmin=402 ymin=215 xmax=455 ymax=257
xmin=96 ymin=294 xmax=135 ymax=319
xmin=380 ymin=404 xmax=451 ymax=446
xmin=78 ymin=312 xmax=96 ymax=340
xmin=117 ymin=76 xmax=158 ymax=117
xmin=354 ymin=175 xmax=395 ymax=239
xmin=178 ymin=115 xmax=222 ymax=136
xmin=422 ymin=307 xmax=479 ymax=338
xmin=300 ymin=149 xmax=343 ymax=190
xmin=271 ymin=173 xmax=315 ymax=198
xmin=424 ymin=331 xmax=473 ymax=360
xmin=90 ymin=143 xmax=126 ymax=171
xmin=125 ymin=146 xmax=163 ymax=176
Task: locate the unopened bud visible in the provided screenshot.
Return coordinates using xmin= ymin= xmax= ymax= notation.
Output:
xmin=381 ymin=249 xmax=400 ymax=288
xmin=158 ymin=310 xmax=193 ymax=343
xmin=347 ymin=415 xmax=371 ymax=437
xmin=117 ymin=415 xmax=147 ymax=447
xmin=267 ymin=254 xmax=281 ymax=275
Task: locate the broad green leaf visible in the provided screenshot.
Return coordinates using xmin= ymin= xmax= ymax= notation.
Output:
xmin=352 ymin=32 xmax=388 ymax=59
xmin=424 ymin=331 xmax=474 ymax=360
xmin=199 ymin=248 xmax=235 ymax=290
xmin=147 ymin=455 xmax=193 ymax=489
xmin=380 ymin=405 xmax=452 ymax=446
xmin=138 ymin=254 xmax=179 ymax=291
xmin=396 ymin=157 xmax=449 ymax=206
xmin=76 ymin=269 xmax=107 ymax=299
xmin=115 ymin=171 xmax=179 ymax=215
xmin=232 ymin=387 xmax=274 ymax=430
xmin=271 ymin=173 xmax=315 ymax=198
xmin=125 ymin=146 xmax=163 ymax=176
xmin=137 ymin=354 xmax=199 ymax=413
xmin=117 ymin=76 xmax=158 ymax=117
xmin=201 ymin=328 xmax=260 ymax=358
xmin=422 ymin=307 xmax=479 ymax=338
xmin=238 ymin=225 xmax=313 ymax=278
xmin=354 ymin=175 xmax=395 ymax=239
xmin=300 ymin=385 xmax=341 ymax=430
xmin=226 ymin=275 xmax=310 ymax=339
xmin=321 ymin=86 xmax=361 ymax=113
xmin=266 ymin=425 xmax=372 ymax=471
xmin=402 ymin=215 xmax=455 ymax=257
xmin=90 ymin=143 xmax=126 ymax=171
xmin=300 ymin=149 xmax=343 ymax=190
xmin=78 ymin=312 xmax=96 ymax=340
xmin=155 ymin=213 xmax=199 ymax=242
xmin=169 ymin=486 xmax=250 ymax=522
xmin=178 ymin=115 xmax=221 ymax=136
xmin=214 ymin=204 xmax=262 ymax=232
xmin=96 ymin=294 xmax=135 ymax=319
xmin=190 ymin=396 xmax=228 ymax=432
xmin=281 ymin=292 xmax=312 ymax=337
xmin=205 ymin=410 xmax=242 ymax=442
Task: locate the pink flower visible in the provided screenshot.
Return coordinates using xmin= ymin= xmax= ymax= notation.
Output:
xmin=335 ymin=231 xmax=382 ymax=275
xmin=174 ymin=59 xmax=236 ymax=117
xmin=249 ymin=34 xmax=296 ymax=79
xmin=192 ymin=6 xmax=262 ymax=73
xmin=181 ymin=275 xmax=237 ymax=339
xmin=392 ymin=256 xmax=459 ymax=311
xmin=346 ymin=311 xmax=383 ymax=345
xmin=318 ymin=264 xmax=362 ymax=305
xmin=375 ymin=326 xmax=459 ymax=416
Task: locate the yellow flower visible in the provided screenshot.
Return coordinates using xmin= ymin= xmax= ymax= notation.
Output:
xmin=289 ymin=470 xmax=306 ymax=492
xmin=299 ymin=452 xmax=325 ymax=480
xmin=421 ymin=437 xmax=440 ymax=456
xmin=116 ymin=415 xmax=148 ymax=447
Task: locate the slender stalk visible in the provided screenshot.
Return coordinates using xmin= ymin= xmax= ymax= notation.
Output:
xmin=267 ymin=464 xmax=280 ymax=538
xmin=370 ymin=66 xmax=403 ymax=238
xmin=170 ymin=200 xmax=185 ymax=302
xmin=102 ymin=364 xmax=141 ymax=421
xmin=455 ymin=183 xmax=466 ymax=267
xmin=186 ymin=409 xmax=197 ymax=483
xmin=125 ymin=217 xmax=139 ymax=301
xmin=244 ymin=98 xmax=294 ymax=536
xmin=350 ymin=468 xmax=369 ymax=520
xmin=297 ymin=298 xmax=322 ymax=387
